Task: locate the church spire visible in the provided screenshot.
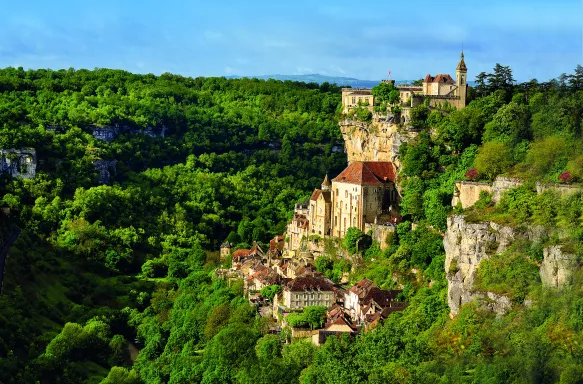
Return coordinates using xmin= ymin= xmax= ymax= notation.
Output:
xmin=321 ymin=174 xmax=331 ymax=191
xmin=456 ymin=51 xmax=467 ymax=72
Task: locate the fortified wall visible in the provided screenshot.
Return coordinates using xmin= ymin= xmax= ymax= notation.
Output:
xmin=452 ymin=176 xmax=582 ymax=208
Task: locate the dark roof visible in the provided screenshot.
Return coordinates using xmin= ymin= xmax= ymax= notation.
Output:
xmin=286 ymin=275 xmax=335 ymax=292
xmin=348 ymin=278 xmax=376 ymax=296
xmin=363 ymin=287 xmax=401 ymax=307
xmin=332 ymin=162 xmax=395 ymax=185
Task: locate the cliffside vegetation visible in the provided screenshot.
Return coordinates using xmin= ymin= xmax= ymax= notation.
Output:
xmin=1 ymin=63 xmax=583 ymax=383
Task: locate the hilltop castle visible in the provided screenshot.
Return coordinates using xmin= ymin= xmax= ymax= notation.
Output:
xmin=341 ymin=51 xmax=468 ymax=113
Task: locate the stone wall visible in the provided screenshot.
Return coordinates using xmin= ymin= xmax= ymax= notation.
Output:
xmin=491 ymin=177 xmax=524 ymax=202
xmin=452 ymin=181 xmax=493 ymax=208
xmin=0 ymin=149 xmax=36 ymax=179
xmin=452 ymin=176 xmax=582 ymax=208
xmin=364 ymin=223 xmax=396 ymax=250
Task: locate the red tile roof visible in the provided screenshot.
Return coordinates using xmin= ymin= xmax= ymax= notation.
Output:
xmin=332 ymin=162 xmax=395 ymax=185
xmin=348 ymin=278 xmax=376 ymax=296
xmin=425 ymin=74 xmax=455 ymax=85
xmin=310 ymin=189 xmax=322 ymax=201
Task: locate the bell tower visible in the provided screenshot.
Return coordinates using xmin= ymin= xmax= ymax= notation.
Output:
xmin=455 ymin=51 xmax=468 ymax=107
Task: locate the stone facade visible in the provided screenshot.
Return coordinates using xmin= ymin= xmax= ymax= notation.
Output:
xmin=341 ymin=89 xmax=374 ymax=113
xmin=309 ymin=176 xmax=332 ymax=236
xmin=330 ymin=162 xmax=398 ymax=238
xmin=282 ymin=275 xmax=336 ymax=309
xmin=0 ymin=149 xmax=36 ymax=179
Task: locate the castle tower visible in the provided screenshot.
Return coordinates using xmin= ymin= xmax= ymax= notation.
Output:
xmin=321 ymin=174 xmax=331 ymax=192
xmin=455 ymin=51 xmax=468 ymax=107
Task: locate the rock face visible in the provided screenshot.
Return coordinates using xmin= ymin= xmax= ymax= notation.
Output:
xmin=340 ymin=115 xmax=418 ymax=168
xmin=444 ymin=215 xmax=515 ymax=315
xmin=0 ymin=149 xmax=36 ymax=179
xmin=94 ymin=160 xmax=117 ymax=185
xmin=540 ymin=246 xmax=578 ymax=288
xmin=445 ymin=215 xmax=581 ymax=315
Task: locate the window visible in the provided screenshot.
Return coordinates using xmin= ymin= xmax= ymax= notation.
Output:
xmin=351 ymin=97 xmax=356 ymax=104
xmin=336 ymin=189 xmax=339 ymax=196
xmin=345 ymin=190 xmax=348 ymax=198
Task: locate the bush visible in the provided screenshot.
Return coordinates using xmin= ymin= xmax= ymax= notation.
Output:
xmin=465 ymin=168 xmax=479 ymax=180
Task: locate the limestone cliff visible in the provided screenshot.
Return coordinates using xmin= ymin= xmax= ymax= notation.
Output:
xmin=340 ymin=114 xmax=418 ymax=168
xmin=444 ymin=215 xmax=515 ymax=315
xmin=445 ymin=215 xmax=581 ymax=315
xmin=540 ymin=246 xmax=578 ymax=288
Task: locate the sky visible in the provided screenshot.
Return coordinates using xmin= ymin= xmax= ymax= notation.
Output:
xmin=0 ymin=0 xmax=581 ymax=82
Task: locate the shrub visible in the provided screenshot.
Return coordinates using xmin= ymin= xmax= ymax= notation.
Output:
xmin=465 ymin=168 xmax=479 ymax=180
xmin=559 ymin=170 xmax=573 ymax=183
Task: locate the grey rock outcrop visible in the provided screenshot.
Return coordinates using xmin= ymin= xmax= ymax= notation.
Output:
xmin=94 ymin=160 xmax=117 ymax=185
xmin=444 ymin=215 xmax=515 ymax=315
xmin=0 ymin=149 xmax=36 ymax=179
xmin=540 ymin=246 xmax=578 ymax=288
xmin=445 ymin=215 xmax=581 ymax=316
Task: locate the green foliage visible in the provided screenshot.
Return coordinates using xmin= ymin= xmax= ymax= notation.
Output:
xmin=343 ymin=227 xmax=369 ymax=254
xmin=260 ymin=284 xmax=282 ymax=301
xmin=371 ymin=82 xmax=401 ymax=106
xmin=286 ymin=306 xmax=327 ymax=330
xmin=474 ymin=249 xmax=541 ymax=303
xmin=474 ymin=141 xmax=514 ymax=180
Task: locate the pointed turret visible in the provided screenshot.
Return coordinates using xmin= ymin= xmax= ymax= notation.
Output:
xmin=321 ymin=174 xmax=331 ymax=191
xmin=455 ymin=51 xmax=468 ymax=107
xmin=456 ymin=51 xmax=467 ymax=72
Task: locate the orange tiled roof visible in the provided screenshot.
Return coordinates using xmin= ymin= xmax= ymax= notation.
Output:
xmin=310 ymin=189 xmax=321 ymax=201
xmin=332 ymin=162 xmax=395 ymax=185
xmin=425 ymin=74 xmax=455 ymax=84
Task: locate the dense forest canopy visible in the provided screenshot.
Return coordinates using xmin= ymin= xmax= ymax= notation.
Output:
xmin=1 ymin=64 xmax=583 ymax=383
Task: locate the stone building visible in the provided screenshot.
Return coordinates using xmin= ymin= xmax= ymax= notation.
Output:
xmin=220 ymin=241 xmax=233 ymax=259
xmin=286 ymin=200 xmax=310 ymax=252
xmin=282 ymin=274 xmax=336 ymax=309
xmin=309 ymin=175 xmax=332 ymax=236
xmin=341 ymin=51 xmax=468 ymax=113
xmin=341 ymin=88 xmax=375 ymax=113
xmin=344 ymin=278 xmax=403 ymax=324
xmin=330 ymin=161 xmax=398 ymax=237
xmin=420 ymin=52 xmax=467 ymax=109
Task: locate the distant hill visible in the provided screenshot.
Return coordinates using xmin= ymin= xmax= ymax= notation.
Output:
xmin=227 ymin=73 xmax=419 ymax=88
xmin=227 ymin=73 xmax=475 ymax=88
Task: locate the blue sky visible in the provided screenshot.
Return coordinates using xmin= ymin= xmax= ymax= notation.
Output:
xmin=0 ymin=0 xmax=581 ymax=81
